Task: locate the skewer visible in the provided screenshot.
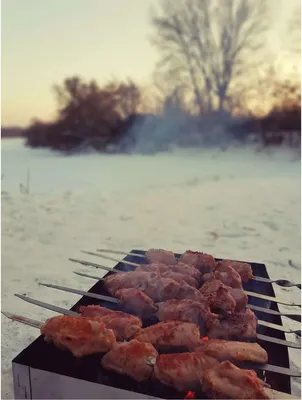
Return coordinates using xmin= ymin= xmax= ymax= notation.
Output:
xmin=97 ymin=249 xmax=145 ymax=258
xmin=73 ymin=270 xmax=302 ymax=322
xmin=3 ymin=302 xmax=301 ymax=380
xmin=86 ymin=250 xmax=302 ymax=289
xmin=69 ymin=258 xmax=120 ymax=273
xmin=74 ymin=257 xmax=302 ymax=307
xmin=37 ymin=283 xmax=302 ymax=337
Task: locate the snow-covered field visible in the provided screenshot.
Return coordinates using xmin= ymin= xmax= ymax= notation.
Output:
xmin=1 ymin=139 xmax=301 ymax=398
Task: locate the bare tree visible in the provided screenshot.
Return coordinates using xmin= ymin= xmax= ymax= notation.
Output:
xmin=106 ymin=78 xmax=142 ymax=118
xmin=150 ymin=0 xmax=269 ymax=114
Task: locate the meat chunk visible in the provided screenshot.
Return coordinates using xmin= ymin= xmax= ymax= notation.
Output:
xmin=229 ymin=287 xmax=248 ymax=311
xmin=156 ymin=299 xmax=220 ymax=331
xmin=200 ymin=277 xmax=248 ymax=312
xmin=158 ymin=271 xmax=199 ymax=287
xmin=194 ymin=339 xmax=268 ymax=363
xmin=145 ymin=248 xmax=177 ymax=265
xmin=154 ymin=352 xmax=219 ymax=392
xmin=79 ymin=305 xmax=142 ymax=341
xmin=179 ymin=250 xmax=216 ymax=273
xmin=101 ymin=339 xmax=158 ymax=382
xmin=214 ymin=266 xmax=242 ymax=288
xmin=136 ymin=263 xmax=199 ymax=287
xmin=143 ymin=274 xmax=204 ymax=303
xmin=105 ymin=271 xmax=203 ymax=304
xmin=207 ymin=309 xmax=258 ymax=340
xmin=216 ymin=260 xmax=254 ymax=282
xmin=202 ymin=361 xmax=270 ymax=399
xmin=104 ymin=271 xmax=152 ymax=296
xmin=200 ymin=278 xmax=236 ymax=313
xmin=134 ymin=321 xmax=201 ymax=349
xmin=115 ymin=288 xmax=157 ymax=317
xmin=40 ymin=315 xmax=116 ymax=357
xmin=135 ymin=263 xmax=202 ymax=287
xmin=170 ymin=262 xmax=203 ymax=283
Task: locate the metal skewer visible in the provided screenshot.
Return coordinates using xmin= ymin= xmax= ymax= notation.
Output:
xmin=73 ymin=256 xmax=302 ymax=307
xmin=37 ymin=283 xmax=302 ymax=337
xmin=8 ymin=295 xmax=302 ymax=351
xmin=95 ymin=249 xmax=302 ymax=289
xmin=2 ymin=308 xmax=301 ymax=380
xmin=72 ymin=270 xmax=302 ymax=322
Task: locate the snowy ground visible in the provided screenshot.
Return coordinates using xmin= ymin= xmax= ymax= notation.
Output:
xmin=1 ymin=139 xmax=301 ymax=398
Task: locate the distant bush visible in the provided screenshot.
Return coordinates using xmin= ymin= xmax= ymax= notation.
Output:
xmin=24 ymin=76 xmax=142 ymax=152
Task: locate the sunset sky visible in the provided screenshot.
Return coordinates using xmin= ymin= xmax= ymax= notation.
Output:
xmin=2 ymin=0 xmax=300 ymax=126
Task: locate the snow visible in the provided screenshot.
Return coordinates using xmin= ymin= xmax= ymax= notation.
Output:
xmin=1 ymin=139 xmax=301 ymax=398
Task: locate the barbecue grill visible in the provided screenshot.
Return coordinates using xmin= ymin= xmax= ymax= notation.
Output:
xmin=11 ymin=250 xmax=301 ymax=399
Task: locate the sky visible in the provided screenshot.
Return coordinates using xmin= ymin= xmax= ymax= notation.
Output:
xmin=1 ymin=0 xmax=300 ymax=127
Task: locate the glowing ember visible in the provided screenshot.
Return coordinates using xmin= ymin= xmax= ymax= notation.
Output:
xmin=202 ymin=336 xmax=209 ymax=341
xmin=184 ymin=391 xmax=195 ymax=399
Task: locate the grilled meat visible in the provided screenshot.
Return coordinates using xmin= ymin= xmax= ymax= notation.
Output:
xmin=202 ymin=361 xmax=270 ymax=399
xmin=216 ymin=260 xmax=254 ymax=282
xmin=79 ymin=305 xmax=142 ymax=341
xmin=229 ymin=286 xmax=248 ymax=311
xmin=156 ymin=299 xmax=220 ymax=331
xmin=40 ymin=315 xmax=116 ymax=357
xmin=136 ymin=265 xmax=198 ymax=287
xmin=138 ymin=274 xmax=204 ymax=303
xmin=200 ymin=277 xmax=248 ymax=312
xmin=104 ymin=271 xmax=202 ymax=303
xmin=214 ymin=266 xmax=243 ymax=288
xmin=145 ymin=248 xmax=177 ymax=265
xmin=178 ymin=250 xmax=216 ymax=273
xmin=134 ymin=321 xmax=201 ymax=349
xmin=200 ymin=278 xmax=236 ymax=313
xmin=104 ymin=270 xmax=152 ymax=296
xmin=154 ymin=352 xmax=219 ymax=392
xmin=115 ymin=288 xmax=157 ymax=317
xmin=207 ymin=309 xmax=258 ymax=340
xmin=194 ymin=339 xmax=268 ymax=363
xmin=101 ymin=339 xmax=158 ymax=382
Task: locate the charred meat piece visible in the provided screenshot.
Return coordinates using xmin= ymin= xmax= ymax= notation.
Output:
xmin=115 ymin=288 xmax=157 ymax=317
xmin=101 ymin=339 xmax=158 ymax=382
xmin=200 ymin=278 xmax=236 ymax=313
xmin=214 ymin=266 xmax=243 ymax=288
xmin=207 ymin=309 xmax=258 ymax=340
xmin=154 ymin=352 xmax=219 ymax=392
xmin=134 ymin=321 xmax=201 ymax=349
xmin=202 ymin=361 xmax=270 ymax=399
xmin=216 ymin=260 xmax=254 ymax=282
xmin=79 ymin=305 xmax=142 ymax=341
xmin=40 ymin=315 xmax=116 ymax=357
xmin=194 ymin=339 xmax=268 ymax=363
xmin=156 ymin=299 xmax=220 ymax=331
xmin=179 ymin=250 xmax=216 ymax=273
xmin=145 ymin=248 xmax=177 ymax=265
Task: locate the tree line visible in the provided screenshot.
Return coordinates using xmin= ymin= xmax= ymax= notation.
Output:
xmin=23 ymin=0 xmax=300 ymax=153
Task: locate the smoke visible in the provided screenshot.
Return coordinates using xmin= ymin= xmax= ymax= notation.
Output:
xmin=115 ymin=107 xmax=255 ymax=154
